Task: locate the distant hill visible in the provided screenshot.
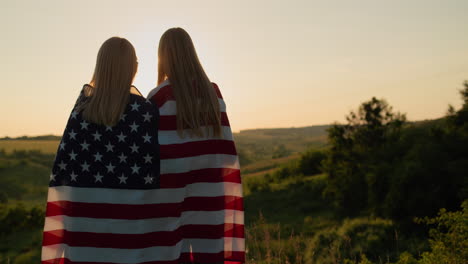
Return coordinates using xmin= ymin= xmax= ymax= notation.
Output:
xmin=233 ymin=125 xmax=331 ymax=164
xmin=0 ymin=119 xmax=442 ymax=163
xmin=0 ymin=135 xmax=61 ymax=141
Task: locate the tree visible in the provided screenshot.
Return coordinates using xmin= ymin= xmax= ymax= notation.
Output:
xmin=417 ymin=200 xmax=468 ymax=264
xmin=323 ymin=97 xmax=406 ymax=215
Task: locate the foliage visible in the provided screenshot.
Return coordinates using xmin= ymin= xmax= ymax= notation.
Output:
xmin=0 ymin=203 xmax=44 ymax=236
xmin=0 ymin=140 xmax=60 ymax=154
xmin=416 ymin=200 xmax=468 ymax=264
xmin=1 ymin=82 xmax=468 ymax=264
xmin=322 ymin=97 xmax=406 ymax=215
xmin=235 ymin=125 xmax=329 ymax=165
xmin=0 ymin=204 xmax=44 ymax=263
xmin=272 ymin=144 xmax=291 ymax=159
xmin=305 ymin=217 xmax=395 ymax=264
xmin=323 ymin=83 xmax=468 ymax=224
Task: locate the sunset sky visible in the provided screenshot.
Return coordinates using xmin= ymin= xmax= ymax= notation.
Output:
xmin=1 ymin=0 xmax=468 ymax=137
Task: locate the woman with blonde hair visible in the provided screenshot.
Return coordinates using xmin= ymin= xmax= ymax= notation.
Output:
xmin=42 ymin=37 xmax=161 ymax=263
xmin=147 ymin=28 xmax=245 ymax=264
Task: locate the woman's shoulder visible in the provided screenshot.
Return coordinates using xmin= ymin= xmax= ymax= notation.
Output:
xmin=211 ymin=82 xmax=223 ymax=99
xmin=129 ymin=94 xmax=157 ymax=111
xmin=147 ymin=79 xmax=171 ymax=99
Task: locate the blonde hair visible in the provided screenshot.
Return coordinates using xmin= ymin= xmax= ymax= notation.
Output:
xmin=158 ymin=28 xmax=222 ymax=138
xmin=80 ymin=37 xmax=138 ymax=126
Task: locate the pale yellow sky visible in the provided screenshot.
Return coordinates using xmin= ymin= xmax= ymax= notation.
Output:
xmin=1 ymin=0 xmax=468 ymax=137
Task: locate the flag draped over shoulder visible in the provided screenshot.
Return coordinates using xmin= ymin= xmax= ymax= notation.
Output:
xmin=147 ymin=80 xmax=245 ymax=264
xmin=42 ymin=90 xmax=162 ymax=263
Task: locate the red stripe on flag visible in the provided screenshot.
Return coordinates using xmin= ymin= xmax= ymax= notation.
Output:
xmin=160 ymin=168 xmax=241 ymax=188
xmin=42 ymin=253 xmax=244 ymax=264
xmin=160 ymin=140 xmax=237 ymax=159
xmin=46 ymin=196 xmax=244 ymax=219
xmin=42 ymin=258 xmax=179 ymax=264
xmin=43 ymin=224 xmax=245 ymax=247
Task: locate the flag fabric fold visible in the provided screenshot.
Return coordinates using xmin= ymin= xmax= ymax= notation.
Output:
xmin=147 ymin=80 xmax=245 ymax=264
xmin=42 ymin=89 xmax=161 ymax=263
xmin=42 ymin=82 xmax=244 ymax=264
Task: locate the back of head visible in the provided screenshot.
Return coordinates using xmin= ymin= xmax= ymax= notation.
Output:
xmin=81 ymin=37 xmax=138 ymax=126
xmin=158 ymin=28 xmax=221 ymax=138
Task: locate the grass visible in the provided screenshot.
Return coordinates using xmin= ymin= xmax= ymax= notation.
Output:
xmin=0 ymin=229 xmax=42 ymax=264
xmin=0 ymin=140 xmax=60 ymax=154
xmin=245 ymin=174 xmax=337 ymax=233
xmin=242 ymin=154 xmax=300 ymax=176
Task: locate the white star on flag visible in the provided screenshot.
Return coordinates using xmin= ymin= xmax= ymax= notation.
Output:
xmin=92 ymin=131 xmax=102 ymax=141
xmin=69 ymin=150 xmax=77 ymax=160
xmin=70 ymin=171 xmax=78 ymax=182
xmin=81 ymin=161 xmax=90 ymax=172
xmin=71 ymin=110 xmax=78 ymax=119
xmin=59 ymin=141 xmax=66 ymax=150
xmin=130 ymin=101 xmax=140 ymax=111
xmin=68 ymin=130 xmax=77 ymax=140
xmin=143 ymin=112 xmax=152 ymax=122
xmin=50 ymin=173 xmax=56 ymax=181
xmin=129 ymin=122 xmax=139 ymax=132
xmin=94 ymin=152 xmax=103 ymax=162
xmin=131 ymin=163 xmax=140 ymax=174
xmin=142 ymin=133 xmax=151 ymax=143
xmin=58 ymin=161 xmax=67 ymax=170
xmin=130 ymin=143 xmax=140 ymax=153
xmin=118 ymin=153 xmax=127 ymax=163
xmin=94 ymin=172 xmax=104 ymax=183
xmin=118 ymin=174 xmax=128 ymax=184
xmin=80 ymin=120 xmax=89 ymax=130
xmin=80 ymin=141 xmax=90 ymax=151
xmin=143 ymin=154 xmax=152 ymax=163
xmin=117 ymin=132 xmax=126 ymax=142
xmin=105 ymin=142 xmax=114 ymax=152
xmin=106 ymin=162 xmax=116 ymax=173
xmin=144 ymin=174 xmax=154 ymax=184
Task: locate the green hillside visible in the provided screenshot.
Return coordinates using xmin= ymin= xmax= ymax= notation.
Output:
xmin=0 ymin=83 xmax=467 ymax=263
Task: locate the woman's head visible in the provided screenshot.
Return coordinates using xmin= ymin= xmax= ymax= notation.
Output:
xmin=81 ymin=37 xmax=138 ymax=126
xmin=158 ymin=28 xmax=200 ymax=83
xmin=157 ymin=28 xmax=222 ymax=137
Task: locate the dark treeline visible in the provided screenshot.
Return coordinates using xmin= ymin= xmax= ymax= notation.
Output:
xmin=244 ymin=81 xmax=468 ymax=264
xmin=1 ymin=83 xmax=467 ymax=263
xmin=0 ymin=135 xmax=61 ymax=141
xmin=323 ymin=83 xmax=468 ymax=226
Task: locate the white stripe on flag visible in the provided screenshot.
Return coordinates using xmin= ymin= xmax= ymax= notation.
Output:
xmin=161 ymin=154 xmax=239 ymax=174
xmin=158 ymin=126 xmax=234 ymax=145
xmin=44 ymin=210 xmax=244 ymax=234
xmin=42 ymin=238 xmax=245 ymax=263
xmin=47 ymin=182 xmax=242 ymax=204
xmin=159 ymin=99 xmax=226 ymax=114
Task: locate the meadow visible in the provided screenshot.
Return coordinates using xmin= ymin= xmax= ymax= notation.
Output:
xmin=0 ymin=85 xmax=467 ymax=263
xmin=0 ymin=140 xmax=59 ymax=154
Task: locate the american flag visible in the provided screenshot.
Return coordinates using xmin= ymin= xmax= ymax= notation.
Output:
xmin=147 ymin=80 xmax=244 ymax=264
xmin=42 ymin=82 xmax=244 ymax=264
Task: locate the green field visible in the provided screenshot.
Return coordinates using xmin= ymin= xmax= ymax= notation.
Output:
xmin=0 ymin=126 xmax=331 ymax=263
xmin=0 ymin=140 xmax=60 ymax=154
xmin=0 ymin=95 xmax=466 ymax=264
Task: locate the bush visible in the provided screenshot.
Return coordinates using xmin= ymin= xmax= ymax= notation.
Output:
xmin=298 ymin=150 xmax=326 ymax=176
xmin=417 ymin=200 xmax=468 ymax=264
xmin=0 ymin=204 xmax=45 ymax=236
xmin=305 ymin=218 xmax=396 ymax=264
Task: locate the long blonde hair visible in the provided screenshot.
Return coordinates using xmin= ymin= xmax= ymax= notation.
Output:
xmin=80 ymin=37 xmax=138 ymax=126
xmin=158 ymin=28 xmax=222 ymax=138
